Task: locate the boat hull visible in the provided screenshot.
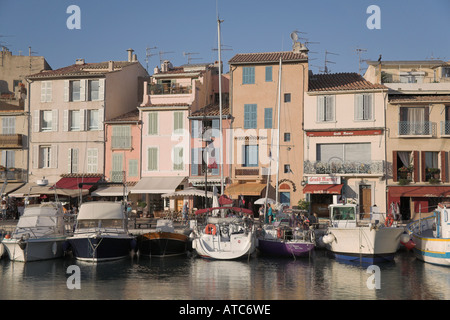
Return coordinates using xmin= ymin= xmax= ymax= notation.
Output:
xmin=137 ymin=232 xmax=189 ymax=257
xmin=325 ymin=227 xmax=404 ymax=264
xmin=193 ymin=232 xmax=256 ymax=260
xmin=411 ymin=232 xmax=450 ymax=266
xmin=2 ymin=237 xmax=67 ymax=262
xmin=66 ymin=235 xmax=135 ymax=262
xmin=257 ymin=239 xmax=314 ymax=258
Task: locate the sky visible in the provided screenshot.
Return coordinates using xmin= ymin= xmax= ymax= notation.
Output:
xmin=0 ymin=0 xmax=449 ymax=75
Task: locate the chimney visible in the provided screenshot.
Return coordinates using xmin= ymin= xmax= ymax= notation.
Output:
xmin=127 ymin=48 xmax=134 ymax=62
xmin=76 ymin=58 xmax=85 ymax=65
xmin=154 ymin=66 xmax=159 ymax=74
xmin=108 ymin=60 xmax=114 ymax=71
xmin=132 ymin=53 xmax=138 ymax=62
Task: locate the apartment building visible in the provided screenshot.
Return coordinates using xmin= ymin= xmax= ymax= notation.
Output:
xmin=303 ymin=72 xmax=388 ymax=216
xmin=365 ymin=59 xmax=450 ymax=219
xmin=227 ymin=42 xmax=308 ymax=211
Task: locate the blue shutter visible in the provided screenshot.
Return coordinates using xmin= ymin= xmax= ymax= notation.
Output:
xmin=244 ymin=104 xmax=257 ymax=129
xmin=264 ymin=108 xmax=272 ymax=129
xmin=265 ymin=66 xmax=272 ymax=82
xmin=243 ymin=67 xmax=255 ymax=84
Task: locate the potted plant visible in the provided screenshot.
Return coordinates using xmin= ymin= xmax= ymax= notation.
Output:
xmin=398 ymin=166 xmax=413 ymax=179
xmin=429 ymin=178 xmax=441 ymax=184
xmin=398 ymin=178 xmax=411 ymax=185
xmin=427 ymin=168 xmax=440 ymax=179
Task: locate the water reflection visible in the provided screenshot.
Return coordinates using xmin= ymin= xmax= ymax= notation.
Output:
xmin=0 ymin=251 xmax=448 ymax=300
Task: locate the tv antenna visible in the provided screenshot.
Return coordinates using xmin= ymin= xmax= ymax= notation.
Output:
xmin=159 ymin=50 xmax=174 ymax=65
xmin=183 ymin=52 xmax=201 ymax=64
xmin=145 ymin=46 xmax=157 ymax=72
xmin=355 ymin=47 xmax=368 ymax=75
xmin=324 ymin=50 xmax=338 ymax=74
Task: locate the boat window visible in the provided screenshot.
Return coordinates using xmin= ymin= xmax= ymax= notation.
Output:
xmin=101 ymin=219 xmax=124 ymax=228
xmin=332 ymin=207 xmax=355 ymax=220
xmin=77 ymin=220 xmax=99 ymax=228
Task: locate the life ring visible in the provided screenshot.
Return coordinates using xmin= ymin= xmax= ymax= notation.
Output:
xmin=277 ymin=228 xmax=283 ymax=239
xmin=385 ymin=214 xmax=394 ymax=227
xmin=205 ymin=224 xmax=217 ymax=235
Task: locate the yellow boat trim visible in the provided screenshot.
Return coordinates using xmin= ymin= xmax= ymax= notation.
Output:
xmin=412 ymin=235 xmax=450 ymax=242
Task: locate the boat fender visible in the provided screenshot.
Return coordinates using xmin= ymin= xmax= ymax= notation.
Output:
xmin=205 ymin=224 xmax=217 ymax=235
xmin=322 ymin=233 xmax=335 ymax=244
xmin=401 ymin=239 xmax=416 ymax=250
xmin=400 ymin=233 xmax=410 ymax=244
xmin=309 ymin=230 xmax=316 ymax=244
xmin=18 ymin=239 xmax=27 ymax=251
xmin=385 ymin=214 xmax=394 ymax=227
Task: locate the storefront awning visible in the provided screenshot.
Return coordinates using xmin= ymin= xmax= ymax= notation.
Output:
xmin=9 ymin=183 xmax=52 ymax=197
xmin=1 ymin=182 xmax=25 ymax=196
xmin=224 ymin=183 xmax=266 ymax=198
xmin=54 ymin=176 xmax=101 ymax=190
xmin=91 ymin=186 xmax=129 ymax=197
xmin=389 ymin=186 xmax=450 ymax=198
xmin=130 ymin=176 xmax=187 ymax=194
xmin=303 ymin=184 xmax=343 ymax=194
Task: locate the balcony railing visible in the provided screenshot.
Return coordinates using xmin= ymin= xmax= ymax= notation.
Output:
xmin=148 ymin=83 xmax=192 ymax=95
xmin=303 ymin=160 xmax=385 ymax=175
xmin=398 ymin=121 xmax=433 ymax=136
xmin=235 ymin=167 xmax=260 ymax=176
xmin=0 ymin=134 xmax=23 ymax=148
xmin=110 ymin=170 xmax=125 ymax=183
xmin=440 ymin=121 xmax=450 ymax=136
xmin=0 ymin=168 xmax=26 ymax=182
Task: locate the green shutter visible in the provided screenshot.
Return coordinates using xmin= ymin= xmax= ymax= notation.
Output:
xmin=148 ymin=147 xmax=158 ymax=171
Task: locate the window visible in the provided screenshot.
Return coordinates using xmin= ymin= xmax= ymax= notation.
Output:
xmin=173 ymin=147 xmax=184 ymax=171
xmin=40 ymin=146 xmax=52 ymax=168
xmin=88 ymin=80 xmax=100 ymax=101
xmin=69 ymin=110 xmax=81 ymax=131
xmin=111 ymin=126 xmax=131 ymax=149
xmin=242 ymin=67 xmax=255 ymax=84
xmin=424 ymin=151 xmax=439 ymax=181
xmin=173 ymin=111 xmax=184 ymax=134
xmin=317 ymin=143 xmax=371 ymax=163
xmin=284 ymin=164 xmax=291 ymax=174
xmin=41 ymin=110 xmax=53 ymax=132
xmin=317 ymin=95 xmax=335 ymax=122
xmin=355 ymin=94 xmax=373 ymax=120
xmin=264 ymin=108 xmax=272 ymax=129
xmin=284 ymin=93 xmax=291 ymax=103
xmin=191 ymin=148 xmax=201 ymax=176
xmin=68 ymin=148 xmax=78 ymax=173
xmin=40 ymin=81 xmax=52 ymax=102
xmin=87 ymin=109 xmax=99 ymax=130
xmin=129 ymin=159 xmax=138 ymax=177
xmin=280 ymin=192 xmax=290 ymax=206
xmin=2 ymin=117 xmax=15 ymax=134
xmin=243 ymin=144 xmax=258 ymax=167
xmin=111 ymin=153 xmax=124 ymax=182
xmin=400 ymin=72 xmax=424 ymax=84
xmin=1 ymin=150 xmax=15 ymax=168
xmin=265 ymin=66 xmax=272 ymax=82
xmin=147 ymin=147 xmax=158 ymax=171
xmin=191 ymin=120 xmax=202 ymax=138
xmin=87 ymin=148 xmax=98 ymax=173
xmin=148 ymin=112 xmax=158 ymax=135
xmin=284 ymin=133 xmax=291 ymax=142
xmin=70 ymin=80 xmax=81 ymax=101
xmin=244 ymin=104 xmax=257 ymax=129
xmin=399 ymin=107 xmax=430 ymax=135
xmin=442 ymin=67 xmax=450 ymax=78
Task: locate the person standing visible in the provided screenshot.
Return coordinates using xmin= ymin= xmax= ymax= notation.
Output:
xmin=182 ymin=202 xmax=189 ymax=224
xmin=1 ymin=198 xmax=7 ymax=220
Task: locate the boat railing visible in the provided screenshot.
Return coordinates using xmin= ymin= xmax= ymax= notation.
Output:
xmin=406 ymin=215 xmax=435 ymax=235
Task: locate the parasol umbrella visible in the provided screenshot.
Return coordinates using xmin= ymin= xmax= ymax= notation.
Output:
xmin=254 ymin=197 xmax=275 ymax=205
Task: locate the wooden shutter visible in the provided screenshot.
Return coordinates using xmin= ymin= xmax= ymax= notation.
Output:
xmin=41 ymin=82 xmax=47 ymax=102
xmin=421 ymin=151 xmax=426 ymax=182
xmin=32 ymin=145 xmax=39 ymax=169
xmin=50 ymin=144 xmax=58 ymax=169
xmin=392 ymin=151 xmax=398 ymax=182
xmin=413 ymin=151 xmax=420 ymax=182
xmin=52 ymin=109 xmax=58 ymax=132
xmin=63 ymin=110 xmax=69 ymax=131
xmin=441 ymin=151 xmax=447 ymax=182
xmin=148 ymin=112 xmax=158 ymax=135
xmin=80 ymin=109 xmax=85 ymax=131
xmin=80 ymin=80 xmax=86 ymax=101
xmin=33 ymin=110 xmax=40 ymax=132
xmin=317 ymin=96 xmax=324 ymax=121
xmin=148 ymin=147 xmax=158 ymax=171
xmin=355 ymin=94 xmax=363 ymax=120
xmin=64 ymin=80 xmax=69 ymax=102
xmin=98 ymin=79 xmax=105 ymax=101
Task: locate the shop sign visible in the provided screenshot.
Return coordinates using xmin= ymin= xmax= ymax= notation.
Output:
xmin=307 ymin=176 xmax=341 ymax=184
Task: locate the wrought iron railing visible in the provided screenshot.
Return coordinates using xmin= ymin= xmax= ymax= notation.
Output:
xmin=110 ymin=170 xmax=125 ymax=183
xmin=0 ymin=168 xmax=26 ymax=181
xmin=0 ymin=134 xmax=23 ymax=148
xmin=398 ymin=121 xmax=432 ymax=136
xmin=440 ymin=121 xmax=450 ymax=136
xmin=148 ymin=83 xmax=192 ymax=95
xmin=303 ymin=160 xmax=385 ymax=175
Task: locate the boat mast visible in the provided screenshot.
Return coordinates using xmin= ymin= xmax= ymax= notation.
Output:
xmin=275 ymin=57 xmax=282 ymax=204
xmin=217 ymin=17 xmax=224 ymax=195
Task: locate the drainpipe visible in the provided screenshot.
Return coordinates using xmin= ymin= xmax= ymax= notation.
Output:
xmin=25 ymin=78 xmax=33 ymax=183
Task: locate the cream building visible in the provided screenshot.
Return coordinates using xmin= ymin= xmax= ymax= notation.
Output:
xmin=303 ymin=72 xmax=388 ymax=217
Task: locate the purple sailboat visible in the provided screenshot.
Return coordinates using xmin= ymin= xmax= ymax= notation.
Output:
xmin=257 ymin=219 xmax=316 ymax=258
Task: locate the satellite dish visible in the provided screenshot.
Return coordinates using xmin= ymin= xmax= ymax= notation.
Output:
xmin=290 ymin=32 xmax=298 ymax=42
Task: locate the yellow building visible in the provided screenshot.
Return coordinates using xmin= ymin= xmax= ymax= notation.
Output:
xmin=226 ymin=43 xmax=308 ymax=212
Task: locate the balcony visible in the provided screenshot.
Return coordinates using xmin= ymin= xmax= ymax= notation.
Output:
xmin=110 ymin=170 xmax=125 ymax=183
xmin=440 ymin=121 xmax=450 ymax=136
xmin=0 ymin=168 xmax=26 ymax=182
xmin=398 ymin=121 xmax=433 ymax=137
xmin=148 ymin=83 xmax=192 ymax=95
xmin=303 ymin=160 xmax=385 ymax=175
xmin=0 ymin=134 xmax=23 ymax=148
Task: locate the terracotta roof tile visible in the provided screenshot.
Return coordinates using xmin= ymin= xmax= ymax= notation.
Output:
xmin=389 ymin=94 xmax=450 ymax=104
xmin=190 ymin=103 xmax=230 ymax=117
xmin=27 ymin=61 xmax=137 ymax=79
xmin=106 ymin=109 xmax=140 ymax=123
xmin=308 ymin=72 xmax=387 ymax=92
xmin=229 ymin=51 xmax=307 ymax=64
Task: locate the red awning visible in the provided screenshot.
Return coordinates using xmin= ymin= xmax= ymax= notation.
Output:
xmin=54 ymin=177 xmax=101 ymax=190
xmin=389 ymin=186 xmax=450 ymax=198
xmin=303 ymin=184 xmax=343 ymax=194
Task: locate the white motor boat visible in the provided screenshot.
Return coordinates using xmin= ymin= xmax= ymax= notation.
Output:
xmin=2 ymin=202 xmax=69 ymax=262
xmin=321 ymin=204 xmax=404 ymax=264
xmin=405 ymin=202 xmax=450 ymax=266
xmin=191 ymin=207 xmax=256 ymax=260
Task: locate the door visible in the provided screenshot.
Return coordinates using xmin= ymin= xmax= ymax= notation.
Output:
xmin=359 ymin=185 xmax=371 ymax=217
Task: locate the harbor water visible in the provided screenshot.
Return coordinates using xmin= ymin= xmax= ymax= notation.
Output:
xmin=0 ymin=249 xmax=448 ymax=301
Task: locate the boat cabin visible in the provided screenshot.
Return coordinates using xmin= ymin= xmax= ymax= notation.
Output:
xmin=329 ymin=204 xmax=358 ymax=228
xmin=434 ymin=203 xmax=450 ymax=239
xmin=75 ymin=201 xmax=128 ymax=232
